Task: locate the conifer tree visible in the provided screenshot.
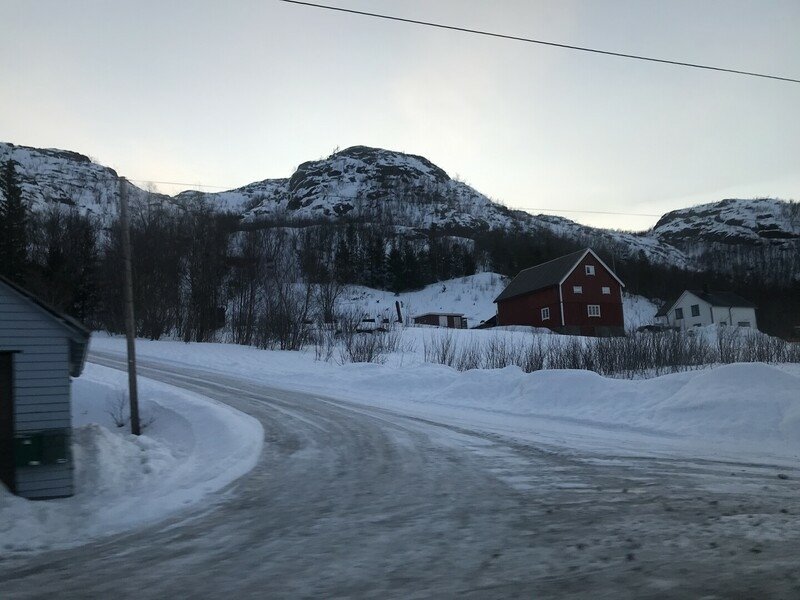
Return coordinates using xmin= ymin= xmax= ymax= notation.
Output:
xmin=0 ymin=160 xmax=29 ymax=283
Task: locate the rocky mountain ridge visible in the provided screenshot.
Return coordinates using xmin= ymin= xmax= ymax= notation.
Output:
xmin=2 ymin=141 xmax=797 ymax=273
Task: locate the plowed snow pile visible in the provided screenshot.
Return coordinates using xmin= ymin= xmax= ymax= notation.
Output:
xmin=0 ymin=364 xmax=263 ymax=554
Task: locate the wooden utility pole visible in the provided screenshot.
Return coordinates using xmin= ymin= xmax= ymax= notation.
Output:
xmin=118 ymin=178 xmax=141 ymax=435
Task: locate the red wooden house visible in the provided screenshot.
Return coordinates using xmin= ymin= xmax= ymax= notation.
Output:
xmin=494 ymin=248 xmax=625 ymax=337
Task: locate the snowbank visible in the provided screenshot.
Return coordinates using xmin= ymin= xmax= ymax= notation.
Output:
xmin=0 ymin=364 xmax=263 ymax=554
xmin=90 ymin=335 xmax=800 ymax=463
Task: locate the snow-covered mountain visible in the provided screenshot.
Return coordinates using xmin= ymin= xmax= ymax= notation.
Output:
xmin=175 ymin=145 xmax=529 ymax=230
xmin=2 ymin=141 xmax=796 ymax=272
xmin=0 ymin=142 xmax=159 ymax=223
xmin=653 ymin=198 xmax=800 ymax=246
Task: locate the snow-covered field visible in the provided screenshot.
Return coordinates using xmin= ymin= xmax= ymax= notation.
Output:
xmin=337 ymin=273 xmax=658 ymax=329
xmin=91 ymin=333 xmax=800 ymax=465
xmin=0 ymin=364 xmax=263 ymax=554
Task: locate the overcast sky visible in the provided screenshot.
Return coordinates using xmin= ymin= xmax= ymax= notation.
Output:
xmin=2 ymin=0 xmax=798 ymax=229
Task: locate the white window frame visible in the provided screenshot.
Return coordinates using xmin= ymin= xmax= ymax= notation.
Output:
xmin=585 ymin=265 xmax=595 ymax=276
xmin=573 ymin=285 xmax=583 ymax=294
xmin=601 ymin=286 xmax=611 ymax=295
xmin=587 ymin=304 xmax=601 ymax=318
xmin=540 ymin=307 xmax=550 ymax=321
xmin=690 ymin=304 xmax=700 ymax=317
xmin=674 ymin=307 xmax=684 ymax=320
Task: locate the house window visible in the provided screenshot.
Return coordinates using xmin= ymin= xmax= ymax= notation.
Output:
xmin=690 ymin=304 xmax=700 ymax=317
xmin=585 ymin=265 xmax=595 ymax=275
xmin=737 ymin=321 xmax=751 ymax=328
xmin=675 ymin=308 xmax=684 ymax=320
xmin=601 ymin=286 xmax=611 ymax=295
xmin=541 ymin=307 xmax=550 ymax=321
xmin=720 ymin=321 xmax=727 ymax=326
xmin=587 ymin=304 xmax=601 ymax=318
xmin=573 ymin=285 xmax=583 ymax=294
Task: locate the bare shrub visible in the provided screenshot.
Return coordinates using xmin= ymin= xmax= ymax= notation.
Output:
xmin=107 ymin=391 xmax=156 ymax=431
xmin=337 ymin=309 xmax=402 ymax=364
xmin=421 ymin=327 xmax=799 ymax=379
xmin=339 ymin=328 xmax=400 ymax=364
xmin=515 ymin=336 xmax=546 ymax=373
xmin=423 ymin=331 xmax=457 ymax=367
xmin=455 ymin=339 xmax=483 ymax=371
xmin=483 ymin=335 xmax=520 ymax=370
xmin=716 ymin=326 xmax=740 ymax=364
xmin=107 ymin=391 xmax=129 ymax=428
xmin=312 ymin=326 xmax=337 ymax=362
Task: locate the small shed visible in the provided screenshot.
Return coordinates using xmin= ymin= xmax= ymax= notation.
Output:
xmin=412 ymin=312 xmax=468 ymax=329
xmin=0 ymin=275 xmax=90 ymax=499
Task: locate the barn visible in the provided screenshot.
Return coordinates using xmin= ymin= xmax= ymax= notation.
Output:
xmin=494 ymin=248 xmax=625 ymax=337
xmin=412 ymin=313 xmax=468 ymax=329
xmin=0 ymin=275 xmax=90 ymax=499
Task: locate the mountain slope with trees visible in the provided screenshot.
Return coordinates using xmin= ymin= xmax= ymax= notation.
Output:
xmin=1 ymin=141 xmax=797 ymax=339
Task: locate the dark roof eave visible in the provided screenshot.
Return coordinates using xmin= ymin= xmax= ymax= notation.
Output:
xmin=495 ymin=283 xmax=559 ymax=303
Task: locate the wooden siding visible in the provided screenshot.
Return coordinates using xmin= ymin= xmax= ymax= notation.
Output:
xmin=413 ymin=314 xmax=467 ymax=329
xmin=496 ymin=286 xmax=560 ymax=328
xmin=560 ymin=253 xmax=624 ymax=334
xmin=0 ymin=284 xmax=74 ymax=498
xmin=496 ymin=252 xmax=624 ymax=336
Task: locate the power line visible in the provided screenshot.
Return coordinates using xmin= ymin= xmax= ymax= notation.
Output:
xmin=278 ymin=0 xmax=800 ymax=84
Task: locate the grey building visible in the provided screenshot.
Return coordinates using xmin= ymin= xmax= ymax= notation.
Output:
xmin=412 ymin=313 xmax=468 ymax=329
xmin=0 ymin=275 xmax=90 ymax=499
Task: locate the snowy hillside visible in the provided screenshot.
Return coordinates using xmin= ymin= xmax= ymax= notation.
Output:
xmin=3 ymin=140 xmax=796 ymax=271
xmin=188 ymin=146 xmax=523 ymax=231
xmin=337 ymin=273 xmax=658 ymax=329
xmin=0 ymin=142 xmax=166 ymax=223
xmin=1 ymin=140 xmax=691 ymax=266
xmin=653 ymin=198 xmax=800 ymax=246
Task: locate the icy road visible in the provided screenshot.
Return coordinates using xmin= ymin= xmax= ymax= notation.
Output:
xmin=2 ymin=353 xmax=800 ymax=599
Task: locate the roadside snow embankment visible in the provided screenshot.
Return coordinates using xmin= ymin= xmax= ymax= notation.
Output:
xmin=0 ymin=364 xmax=263 ymax=554
xmin=91 ymin=335 xmax=800 ymax=463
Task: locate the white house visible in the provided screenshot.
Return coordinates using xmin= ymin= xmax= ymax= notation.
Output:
xmin=656 ymin=290 xmax=758 ymax=330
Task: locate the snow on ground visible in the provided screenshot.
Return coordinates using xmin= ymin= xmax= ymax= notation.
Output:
xmin=0 ymin=364 xmax=262 ymax=554
xmin=337 ymin=273 xmax=658 ymax=329
xmin=91 ymin=333 xmax=800 ymax=465
xmin=339 ymin=272 xmax=506 ymax=327
xmin=622 ymin=292 xmax=659 ymax=329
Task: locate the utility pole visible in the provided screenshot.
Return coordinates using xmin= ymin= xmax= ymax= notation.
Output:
xmin=118 ymin=178 xmax=141 ymax=435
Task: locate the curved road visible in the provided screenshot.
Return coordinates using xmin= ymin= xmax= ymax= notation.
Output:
xmin=2 ymin=353 xmax=800 ymax=599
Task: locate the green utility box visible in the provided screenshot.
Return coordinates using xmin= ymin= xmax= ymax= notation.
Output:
xmin=13 ymin=430 xmax=71 ymax=468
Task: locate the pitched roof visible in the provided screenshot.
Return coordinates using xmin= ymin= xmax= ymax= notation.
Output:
xmin=0 ymin=275 xmax=91 ymax=377
xmin=0 ymin=275 xmax=91 ymax=339
xmin=687 ymin=290 xmax=757 ymax=308
xmin=494 ymin=248 xmax=625 ymax=303
xmin=494 ymin=249 xmax=587 ymax=302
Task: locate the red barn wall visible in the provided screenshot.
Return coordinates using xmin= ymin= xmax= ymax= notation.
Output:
xmin=497 ymin=286 xmax=560 ymax=328
xmin=561 ymin=254 xmax=623 ymax=332
xmin=496 ymin=252 xmax=625 ymax=336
